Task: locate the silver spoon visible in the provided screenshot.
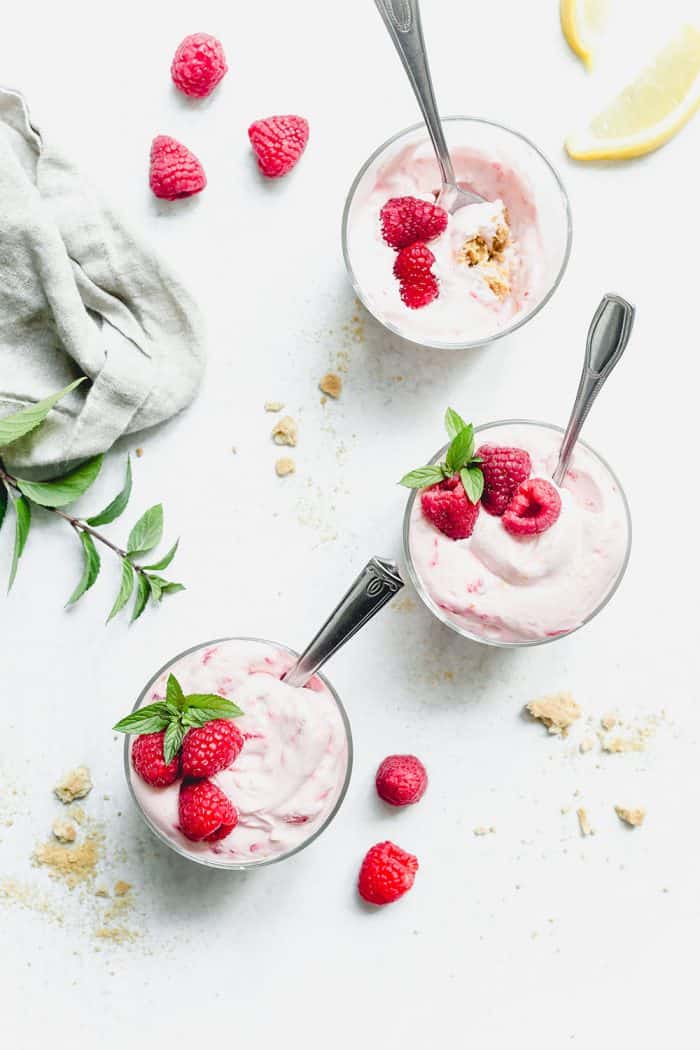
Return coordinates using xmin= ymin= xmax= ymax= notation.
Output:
xmin=553 ymin=294 xmax=635 ymax=486
xmin=374 ymin=0 xmax=485 ymax=212
xmin=283 ymin=557 xmax=404 ymax=688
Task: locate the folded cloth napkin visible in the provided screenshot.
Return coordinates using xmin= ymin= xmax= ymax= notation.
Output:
xmin=0 ymin=88 xmax=205 ymax=476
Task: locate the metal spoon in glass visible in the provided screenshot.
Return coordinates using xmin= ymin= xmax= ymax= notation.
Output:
xmin=374 ymin=0 xmax=485 ymax=213
xmin=553 ymin=294 xmax=635 ymax=486
xmin=283 ymin=557 xmax=404 ymax=688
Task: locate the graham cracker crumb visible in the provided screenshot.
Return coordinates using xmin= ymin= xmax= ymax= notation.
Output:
xmin=264 ymin=400 xmax=284 ymax=413
xmin=603 ymin=736 xmax=645 ymax=754
xmin=275 ymin=456 xmax=296 ymax=477
xmin=576 ymin=807 xmax=593 ymax=836
xmin=319 ymin=373 xmax=342 ymax=399
xmin=481 ymin=262 xmax=511 ymax=300
xmin=271 ymin=416 xmax=298 ymax=447
xmin=457 ymin=235 xmax=490 ymax=267
xmin=492 ymin=223 xmax=510 ymax=255
xmin=473 ymin=826 xmax=495 ymax=837
xmin=601 ymin=714 xmax=617 ymax=731
xmin=114 ymin=880 xmax=131 ymax=897
xmin=579 ymin=737 xmax=595 ymax=754
xmin=52 ymin=818 xmax=77 ymax=844
xmin=135 ymin=447 xmax=144 ymax=458
xmin=95 ymin=886 xmax=110 ymax=898
xmin=615 ymin=806 xmax=646 ymax=827
xmin=95 ymin=926 xmax=136 ymax=945
xmin=33 ymin=831 xmax=100 ymax=889
xmin=71 ymin=806 xmax=86 ymax=825
xmin=54 ymin=767 xmax=92 ymax=804
xmin=526 ymin=692 xmax=581 ymax=736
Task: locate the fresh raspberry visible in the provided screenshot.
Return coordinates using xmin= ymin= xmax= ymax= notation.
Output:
xmin=181 ymin=719 xmax=244 ymax=778
xmin=421 ymin=475 xmax=480 ymax=539
xmin=477 ymin=444 xmax=532 ymax=516
xmin=358 ymin=841 xmax=419 ymax=906
xmin=393 ymin=243 xmax=435 ymax=282
xmin=131 ymin=732 xmax=180 ymax=788
xmin=178 ymin=779 xmax=238 ymax=842
xmin=380 ymin=196 xmax=448 ymax=250
xmin=376 ymin=755 xmax=428 ymax=807
xmin=399 ymin=273 xmax=439 ymax=309
xmin=248 ymin=115 xmax=309 ymax=178
xmin=171 ymin=33 xmax=227 ymax=98
xmin=502 ymin=478 xmax=562 ymax=536
xmin=149 ymin=135 xmax=206 ymax=200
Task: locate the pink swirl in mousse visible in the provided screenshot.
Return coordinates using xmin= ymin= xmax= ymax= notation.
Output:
xmin=130 ymin=639 xmax=349 ymax=863
xmin=408 ymin=424 xmax=629 ymax=644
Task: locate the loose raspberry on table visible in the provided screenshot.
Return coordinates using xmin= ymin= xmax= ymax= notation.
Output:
xmin=393 ymin=243 xmax=435 ymax=282
xmin=421 ymin=475 xmax=480 ymax=539
xmin=502 ymin=477 xmax=562 ymax=536
xmin=149 ymin=135 xmax=206 ymax=200
xmin=131 ymin=732 xmax=180 ymax=788
xmin=400 ymin=272 xmax=439 ymax=309
xmin=477 ymin=444 xmax=532 ymax=516
xmin=171 ymin=33 xmax=227 ymax=98
xmin=380 ymin=196 xmax=448 ymax=250
xmin=178 ymin=779 xmax=238 ymax=842
xmin=181 ymin=719 xmax=244 ymax=779
xmin=358 ymin=841 xmax=419 ymax=906
xmin=376 ymin=755 xmax=428 ymax=807
xmin=248 ymin=115 xmax=309 ymax=178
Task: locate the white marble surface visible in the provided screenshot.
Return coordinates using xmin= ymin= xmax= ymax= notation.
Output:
xmin=1 ymin=1 xmax=698 ymax=1046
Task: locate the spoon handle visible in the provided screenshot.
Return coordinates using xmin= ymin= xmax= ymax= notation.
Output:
xmin=374 ymin=0 xmax=456 ymax=188
xmin=553 ymin=294 xmax=635 ymax=486
xmin=283 ymin=557 xmax=404 ymax=689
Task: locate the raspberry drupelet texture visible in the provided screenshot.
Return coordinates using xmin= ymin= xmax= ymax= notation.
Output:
xmin=248 ymin=115 xmax=309 ymax=178
xmin=376 ymin=755 xmax=428 ymax=806
xmin=149 ymin=135 xmax=206 ymax=200
xmin=178 ymin=779 xmax=238 ymax=842
xmin=380 ymin=196 xmax=448 ymax=250
xmin=400 ymin=273 xmax=439 ymax=309
xmin=132 ymin=732 xmax=181 ymax=787
xmin=393 ymin=243 xmax=436 ymax=282
xmin=421 ymin=475 xmax=480 ymax=539
xmin=181 ymin=719 xmax=244 ymax=779
xmin=358 ymin=841 xmax=419 ymax=906
xmin=502 ymin=477 xmax=562 ymax=536
xmin=171 ymin=33 xmax=228 ymax=98
xmin=477 ymin=444 xmax=532 ymax=516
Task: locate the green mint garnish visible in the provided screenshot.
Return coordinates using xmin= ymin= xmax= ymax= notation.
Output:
xmin=398 ymin=407 xmax=484 ymax=504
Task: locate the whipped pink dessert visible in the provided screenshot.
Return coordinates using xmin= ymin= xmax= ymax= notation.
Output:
xmin=129 ymin=639 xmax=350 ymax=865
xmin=344 ymin=119 xmax=569 ymax=345
xmin=406 ymin=423 xmax=630 ymax=644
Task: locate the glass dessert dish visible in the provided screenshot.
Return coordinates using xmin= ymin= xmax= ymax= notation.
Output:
xmin=342 ymin=117 xmax=572 ymax=350
xmin=403 ymin=420 xmax=631 ymax=647
xmin=124 ymin=636 xmax=353 ymax=871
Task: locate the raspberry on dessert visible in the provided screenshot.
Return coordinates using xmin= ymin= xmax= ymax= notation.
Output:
xmin=375 ymin=755 xmax=428 ymax=807
xmin=477 ymin=444 xmax=532 ymax=516
xmin=181 ymin=719 xmax=244 ymax=779
xmin=171 ymin=33 xmax=227 ymax=98
xmin=380 ymin=196 xmax=448 ymax=250
xmin=399 ymin=272 xmax=439 ymax=309
xmin=149 ymin=135 xmax=206 ymax=200
xmin=502 ymin=477 xmax=562 ymax=536
xmin=421 ymin=475 xmax=479 ymax=539
xmin=248 ymin=115 xmax=309 ymax=178
xmin=178 ymin=779 xmax=238 ymax=842
xmin=358 ymin=841 xmax=419 ymax=906
xmin=132 ymin=732 xmax=181 ymax=787
xmin=393 ymin=243 xmax=436 ymax=282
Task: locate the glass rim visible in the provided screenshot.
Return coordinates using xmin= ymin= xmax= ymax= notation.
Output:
xmin=123 ymin=635 xmax=354 ymax=871
xmin=402 ymin=420 xmax=632 ymax=648
xmin=341 ymin=115 xmax=573 ymax=351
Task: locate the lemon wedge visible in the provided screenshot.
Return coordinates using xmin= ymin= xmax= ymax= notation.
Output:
xmin=560 ymin=0 xmax=610 ymax=69
xmin=566 ymin=24 xmax=700 ymax=159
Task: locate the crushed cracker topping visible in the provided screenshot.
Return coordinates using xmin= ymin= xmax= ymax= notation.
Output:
xmin=275 ymin=457 xmax=296 ymax=477
xmin=319 ymin=372 xmax=342 ymax=399
xmin=615 ymin=806 xmax=646 ymax=827
xmin=52 ymin=818 xmax=77 ymax=844
xmin=54 ymin=767 xmax=92 ymax=805
xmin=526 ymin=692 xmax=581 ymax=736
xmin=576 ymin=807 xmax=593 ymax=836
xmin=264 ymin=400 xmax=285 ymax=413
xmin=271 ymin=416 xmax=298 ymax=447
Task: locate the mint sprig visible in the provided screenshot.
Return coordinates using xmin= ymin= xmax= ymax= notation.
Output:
xmin=114 ymin=673 xmax=244 ymax=763
xmin=399 ymin=407 xmax=484 ymax=504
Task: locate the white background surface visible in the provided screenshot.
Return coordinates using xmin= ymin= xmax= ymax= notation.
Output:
xmin=1 ymin=1 xmax=699 ymax=1046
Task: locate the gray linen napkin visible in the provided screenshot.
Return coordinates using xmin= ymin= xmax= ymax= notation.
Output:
xmin=0 ymin=88 xmax=205 ymax=476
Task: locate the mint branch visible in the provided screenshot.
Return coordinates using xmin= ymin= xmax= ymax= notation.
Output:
xmin=398 ymin=407 xmax=484 ymax=503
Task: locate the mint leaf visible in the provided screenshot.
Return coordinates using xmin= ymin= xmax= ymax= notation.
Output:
xmin=127 ymin=505 xmax=163 ymax=557
xmin=398 ymin=466 xmax=445 ymax=489
xmin=0 ymin=378 xmax=86 ymax=449
xmin=446 ymin=425 xmax=475 ymax=473
xmin=163 ymin=721 xmax=185 ymax=764
xmin=87 ymin=457 xmax=132 ymax=526
xmin=184 ymin=694 xmax=244 ymax=718
xmin=166 ymin=674 xmax=187 ymax=710
xmin=0 ymin=484 xmax=7 ymax=533
xmin=8 ymin=496 xmax=31 ymax=592
xmin=16 ymin=455 xmax=103 ymax=509
xmin=113 ymin=701 xmax=172 ymax=734
xmin=444 ymin=407 xmax=468 ymax=441
xmin=460 ymin=466 xmax=484 ymax=505
xmin=142 ymin=539 xmax=178 ymax=572
xmin=131 ymin=572 xmax=150 ymax=622
xmin=66 ymin=531 xmax=101 ymax=606
xmin=159 ymin=581 xmax=185 ymax=596
xmin=148 ymin=575 xmax=163 ymax=602
xmin=107 ymin=559 xmax=135 ymax=622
